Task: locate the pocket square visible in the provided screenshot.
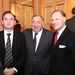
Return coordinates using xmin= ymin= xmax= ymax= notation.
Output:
xmin=59 ymin=45 xmax=66 ymax=48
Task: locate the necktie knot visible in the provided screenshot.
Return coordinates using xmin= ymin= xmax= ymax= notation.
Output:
xmin=35 ymin=33 xmax=37 ymax=37
xmin=7 ymin=33 xmax=11 ymax=37
xmin=33 ymin=33 xmax=37 ymax=39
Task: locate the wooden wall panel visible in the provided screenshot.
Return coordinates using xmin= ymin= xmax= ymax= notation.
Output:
xmin=42 ymin=0 xmax=66 ymax=30
xmin=10 ymin=0 xmax=75 ymax=31
xmin=11 ymin=3 xmax=33 ymax=31
xmin=2 ymin=0 xmax=10 ymax=12
xmin=0 ymin=0 xmax=3 ymax=20
xmin=15 ymin=5 xmax=25 ymax=31
xmin=23 ymin=6 xmax=33 ymax=30
xmin=55 ymin=0 xmax=65 ymax=11
xmin=44 ymin=6 xmax=53 ymax=30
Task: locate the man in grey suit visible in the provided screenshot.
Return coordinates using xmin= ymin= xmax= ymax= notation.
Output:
xmin=23 ymin=15 xmax=53 ymax=75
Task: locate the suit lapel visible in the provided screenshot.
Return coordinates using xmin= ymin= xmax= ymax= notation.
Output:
xmin=12 ymin=31 xmax=17 ymax=54
xmin=30 ymin=30 xmax=35 ymax=53
xmin=26 ymin=29 xmax=34 ymax=53
xmin=55 ymin=27 xmax=69 ymax=47
xmin=1 ymin=31 xmax=5 ymax=51
xmin=0 ymin=31 xmax=6 ymax=63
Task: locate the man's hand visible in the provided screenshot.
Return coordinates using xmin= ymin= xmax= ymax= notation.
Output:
xmin=4 ymin=68 xmax=16 ymax=75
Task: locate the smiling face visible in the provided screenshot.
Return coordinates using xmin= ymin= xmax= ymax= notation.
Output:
xmin=32 ymin=16 xmax=44 ymax=33
xmin=51 ymin=11 xmax=66 ymax=31
xmin=2 ymin=13 xmax=16 ymax=30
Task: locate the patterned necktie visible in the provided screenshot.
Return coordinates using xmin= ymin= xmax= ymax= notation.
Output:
xmin=54 ymin=32 xmax=58 ymax=47
xmin=33 ymin=33 xmax=37 ymax=51
xmin=5 ymin=33 xmax=13 ymax=67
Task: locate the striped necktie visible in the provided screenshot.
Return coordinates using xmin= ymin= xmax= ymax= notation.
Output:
xmin=5 ymin=33 xmax=13 ymax=68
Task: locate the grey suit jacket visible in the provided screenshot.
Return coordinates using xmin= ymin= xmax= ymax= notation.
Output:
xmin=23 ymin=28 xmax=53 ymax=75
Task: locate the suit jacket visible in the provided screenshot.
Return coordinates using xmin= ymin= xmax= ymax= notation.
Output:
xmin=66 ymin=16 xmax=75 ymax=32
xmin=23 ymin=28 xmax=53 ymax=75
xmin=50 ymin=27 xmax=75 ymax=75
xmin=0 ymin=30 xmax=26 ymax=75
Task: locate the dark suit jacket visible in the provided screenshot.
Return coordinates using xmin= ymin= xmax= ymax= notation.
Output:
xmin=23 ymin=28 xmax=53 ymax=75
xmin=66 ymin=16 xmax=75 ymax=32
xmin=0 ymin=30 xmax=26 ymax=75
xmin=50 ymin=27 xmax=75 ymax=75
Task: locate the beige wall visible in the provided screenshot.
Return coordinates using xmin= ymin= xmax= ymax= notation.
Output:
xmin=0 ymin=0 xmax=11 ymax=31
xmin=41 ymin=0 xmax=75 ymax=31
xmin=11 ymin=2 xmax=33 ymax=31
xmin=0 ymin=0 xmax=10 ymax=20
xmin=0 ymin=0 xmax=75 ymax=31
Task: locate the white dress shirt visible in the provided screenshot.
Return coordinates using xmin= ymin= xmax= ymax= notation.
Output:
xmin=57 ymin=25 xmax=66 ymax=40
xmin=4 ymin=30 xmax=13 ymax=48
xmin=33 ymin=29 xmax=43 ymax=52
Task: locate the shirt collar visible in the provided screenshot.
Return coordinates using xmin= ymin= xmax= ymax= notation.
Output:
xmin=57 ymin=25 xmax=66 ymax=34
xmin=4 ymin=30 xmax=13 ymax=36
xmin=33 ymin=28 xmax=43 ymax=35
xmin=32 ymin=29 xmax=43 ymax=38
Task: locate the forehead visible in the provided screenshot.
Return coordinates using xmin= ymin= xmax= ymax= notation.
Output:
xmin=3 ymin=13 xmax=14 ymax=18
xmin=52 ymin=12 xmax=64 ymax=18
xmin=32 ymin=16 xmax=42 ymax=21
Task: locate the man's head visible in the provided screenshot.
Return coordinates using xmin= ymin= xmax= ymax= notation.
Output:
xmin=32 ymin=15 xmax=44 ymax=33
xmin=2 ymin=11 xmax=16 ymax=31
xmin=51 ymin=10 xmax=66 ymax=31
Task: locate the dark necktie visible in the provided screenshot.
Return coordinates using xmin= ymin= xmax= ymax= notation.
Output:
xmin=5 ymin=33 xmax=13 ymax=67
xmin=33 ymin=33 xmax=37 ymax=51
xmin=54 ymin=32 xmax=58 ymax=47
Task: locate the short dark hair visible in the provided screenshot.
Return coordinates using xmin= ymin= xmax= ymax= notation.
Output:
xmin=32 ymin=15 xmax=44 ymax=21
xmin=72 ymin=7 xmax=75 ymax=14
xmin=2 ymin=11 xmax=16 ymax=20
xmin=51 ymin=10 xmax=66 ymax=17
xmin=14 ymin=24 xmax=21 ymax=32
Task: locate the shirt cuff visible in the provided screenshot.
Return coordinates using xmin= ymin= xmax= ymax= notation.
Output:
xmin=13 ymin=67 xmax=18 ymax=73
xmin=4 ymin=67 xmax=18 ymax=73
xmin=4 ymin=68 xmax=7 ymax=72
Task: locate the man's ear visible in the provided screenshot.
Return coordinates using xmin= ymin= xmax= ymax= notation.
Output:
xmin=14 ymin=21 xmax=16 ymax=26
xmin=64 ymin=17 xmax=67 ymax=23
xmin=1 ymin=21 xmax=3 ymax=25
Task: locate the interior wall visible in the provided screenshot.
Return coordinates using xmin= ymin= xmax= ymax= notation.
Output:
xmin=0 ymin=0 xmax=75 ymax=31
xmin=11 ymin=2 xmax=33 ymax=31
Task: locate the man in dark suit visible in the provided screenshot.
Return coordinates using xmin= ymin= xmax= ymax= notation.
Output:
xmin=23 ymin=15 xmax=53 ymax=75
xmin=66 ymin=7 xmax=75 ymax=32
xmin=0 ymin=11 xmax=26 ymax=75
xmin=50 ymin=10 xmax=75 ymax=75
